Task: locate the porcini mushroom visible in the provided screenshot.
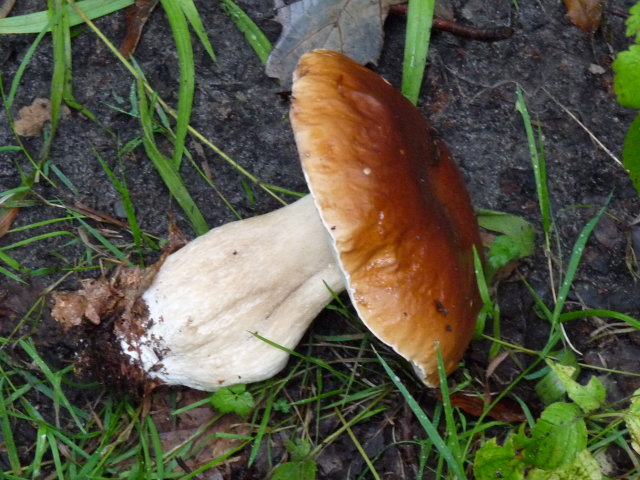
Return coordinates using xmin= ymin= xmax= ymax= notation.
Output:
xmin=53 ymin=50 xmax=482 ymax=391
xmin=291 ymin=50 xmax=482 ymax=386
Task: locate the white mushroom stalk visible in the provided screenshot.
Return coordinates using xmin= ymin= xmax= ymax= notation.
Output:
xmin=126 ymin=195 xmax=345 ymax=390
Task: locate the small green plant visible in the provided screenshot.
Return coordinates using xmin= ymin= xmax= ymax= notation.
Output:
xmin=466 ymin=88 xmax=640 ymax=480
xmin=210 ymin=384 xmax=256 ymax=417
xmin=613 ymin=2 xmax=640 ymax=194
xmin=473 ymin=363 xmax=635 ymax=480
xmin=476 ymin=209 xmax=536 ymax=279
xmin=272 ymin=438 xmax=318 ymax=480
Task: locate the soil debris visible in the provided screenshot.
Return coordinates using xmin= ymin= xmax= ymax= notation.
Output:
xmin=564 ymin=0 xmax=603 ymax=31
xmin=14 ymin=98 xmax=53 ymax=137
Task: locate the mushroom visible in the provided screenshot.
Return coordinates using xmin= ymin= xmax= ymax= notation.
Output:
xmin=53 ymin=50 xmax=482 ymax=390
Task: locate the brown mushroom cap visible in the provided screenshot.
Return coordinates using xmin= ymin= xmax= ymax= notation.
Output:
xmin=290 ymin=50 xmax=483 ymax=386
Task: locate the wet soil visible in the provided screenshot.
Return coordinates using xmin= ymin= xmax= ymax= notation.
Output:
xmin=1 ymin=0 xmax=640 ymax=478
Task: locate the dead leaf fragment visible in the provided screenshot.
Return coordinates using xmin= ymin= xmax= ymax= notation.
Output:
xmin=119 ymin=0 xmax=160 ymax=58
xmin=0 ymin=207 xmax=18 ymax=238
xmin=266 ymin=0 xmax=404 ymax=86
xmin=0 ymin=0 xmax=16 ymax=19
xmin=563 ymin=0 xmax=602 ymax=32
xmin=444 ymin=392 xmax=526 ymax=423
xmin=14 ymin=98 xmax=52 ymax=137
xmin=151 ymin=390 xmax=250 ymax=471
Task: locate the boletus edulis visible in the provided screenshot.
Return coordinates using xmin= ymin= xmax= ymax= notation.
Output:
xmin=52 ymin=50 xmax=482 ymax=391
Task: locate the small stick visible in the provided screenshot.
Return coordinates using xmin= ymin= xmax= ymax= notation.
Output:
xmin=433 ymin=17 xmax=513 ymax=41
xmin=390 ymin=5 xmax=513 ymax=42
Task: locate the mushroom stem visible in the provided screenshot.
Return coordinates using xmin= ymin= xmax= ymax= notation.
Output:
xmin=123 ymin=194 xmax=345 ymax=390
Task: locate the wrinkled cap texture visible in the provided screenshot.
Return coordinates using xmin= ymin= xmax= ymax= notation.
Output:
xmin=290 ymin=50 xmax=483 ymax=385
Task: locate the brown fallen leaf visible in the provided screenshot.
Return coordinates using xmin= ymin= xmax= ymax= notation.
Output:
xmin=14 ymin=98 xmax=52 ymax=137
xmin=563 ymin=0 xmax=603 ymax=31
xmin=265 ymin=0 xmax=405 ymax=86
xmin=0 ymin=207 xmax=18 ymax=238
xmin=441 ymin=392 xmax=526 ymax=423
xmin=71 ymin=201 xmax=129 ymax=229
xmin=0 ymin=0 xmax=16 ymax=18
xmin=151 ymin=390 xmax=250 ymax=472
xmin=119 ymin=0 xmax=160 ymax=58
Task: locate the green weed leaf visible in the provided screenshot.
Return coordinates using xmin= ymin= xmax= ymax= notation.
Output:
xmin=625 ymin=388 xmax=640 ymax=455
xmin=272 ymin=439 xmax=317 ymax=480
xmin=527 ymin=449 xmax=602 ymax=480
xmin=613 ymin=45 xmax=640 ymax=109
xmin=476 ymin=209 xmax=536 ymax=245
xmin=477 ymin=209 xmax=536 ymax=272
xmin=546 ymin=361 xmax=605 ymax=413
xmin=273 ymin=397 xmax=292 ymax=414
xmin=487 ymin=235 xmax=523 ymax=270
xmin=622 ymin=114 xmax=640 ymax=195
xmin=210 ymin=385 xmax=255 ymax=417
xmin=524 ymin=402 xmax=587 ymax=470
xmin=626 ymin=3 xmax=640 ymax=40
xmin=473 ymin=437 xmax=525 ymax=480
xmin=534 ymin=351 xmax=578 ymax=405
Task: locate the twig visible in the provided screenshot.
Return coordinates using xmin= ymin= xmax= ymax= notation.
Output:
xmin=390 ymin=5 xmax=513 ymax=42
xmin=543 ymin=87 xmax=624 ymax=169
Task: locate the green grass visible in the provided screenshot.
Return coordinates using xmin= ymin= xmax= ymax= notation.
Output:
xmin=401 ymin=0 xmax=435 ymax=105
xmin=0 ymin=2 xmax=639 ymax=479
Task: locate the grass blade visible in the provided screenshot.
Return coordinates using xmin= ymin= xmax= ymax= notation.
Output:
xmin=335 ymin=408 xmax=381 ymax=480
xmin=515 ymin=86 xmax=551 ymax=238
xmin=559 ymin=309 xmax=640 ymax=330
xmin=551 ymin=196 xmax=611 ymax=324
xmin=248 ymin=393 xmax=273 ymax=467
xmin=401 ymin=0 xmax=435 ymax=104
xmin=146 ymin=416 xmax=164 ymax=478
xmin=159 ymin=0 xmax=194 ymax=170
xmin=30 ymin=426 xmax=48 ymax=478
xmin=436 ymin=346 xmax=464 ymax=472
xmin=136 ymin=77 xmax=209 ymax=235
xmin=46 ymin=0 xmax=67 ymax=154
xmin=374 ymin=350 xmax=467 ymax=479
xmin=180 ymin=0 xmax=216 ymax=62
xmin=70 ymin=212 xmax=130 ymax=263
xmin=0 ymin=380 xmax=22 ymax=475
xmin=0 ymin=0 xmax=133 ymax=34
xmin=220 ymin=0 xmax=272 ymax=65
xmin=19 ymin=340 xmax=87 ymax=433
xmin=95 ymin=151 xmax=144 ymax=248
xmin=45 ymin=428 xmax=65 ymax=480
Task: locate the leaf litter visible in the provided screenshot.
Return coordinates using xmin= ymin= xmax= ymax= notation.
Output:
xmin=563 ymin=0 xmax=603 ymax=32
xmin=265 ymin=0 xmax=405 ymax=86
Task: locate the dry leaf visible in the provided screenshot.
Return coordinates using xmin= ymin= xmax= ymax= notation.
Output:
xmin=119 ymin=0 xmax=160 ymax=58
xmin=151 ymin=390 xmax=250 ymax=471
xmin=14 ymin=98 xmax=52 ymax=137
xmin=563 ymin=0 xmax=602 ymax=32
xmin=0 ymin=0 xmax=16 ymax=18
xmin=0 ymin=207 xmax=18 ymax=238
xmin=445 ymin=392 xmax=526 ymax=423
xmin=265 ymin=0 xmax=404 ymax=86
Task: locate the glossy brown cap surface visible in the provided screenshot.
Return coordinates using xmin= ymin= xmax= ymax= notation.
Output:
xmin=290 ymin=50 xmax=483 ymax=386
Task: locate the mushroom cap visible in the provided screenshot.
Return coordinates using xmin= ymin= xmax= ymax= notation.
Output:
xmin=290 ymin=50 xmax=483 ymax=386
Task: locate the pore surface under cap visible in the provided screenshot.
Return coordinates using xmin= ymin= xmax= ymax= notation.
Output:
xmin=290 ymin=50 xmax=482 ymax=385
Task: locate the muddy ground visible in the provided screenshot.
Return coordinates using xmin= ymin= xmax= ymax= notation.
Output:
xmin=1 ymin=0 xmax=640 ymax=478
